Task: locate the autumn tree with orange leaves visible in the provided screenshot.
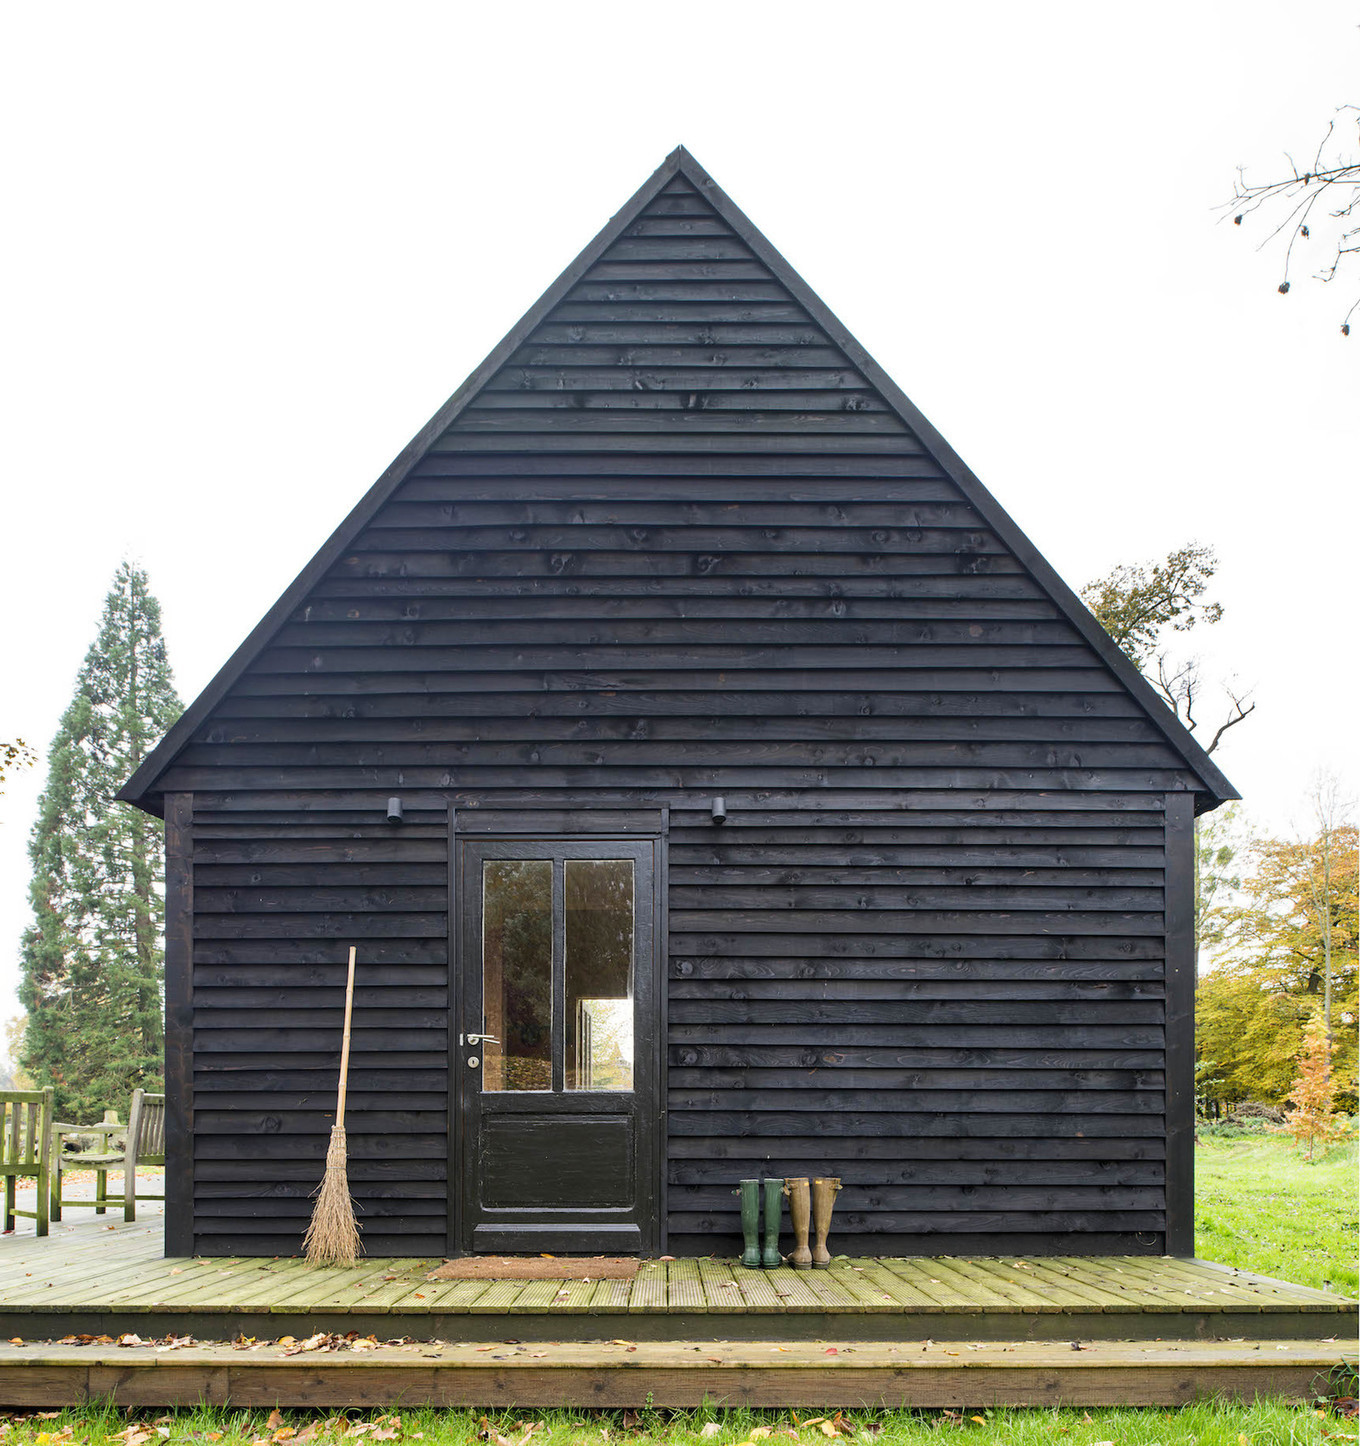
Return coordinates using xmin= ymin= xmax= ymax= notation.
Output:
xmin=1276 ymin=1012 xmax=1355 ymax=1159
xmin=1197 ymin=785 xmax=1358 ymax=1114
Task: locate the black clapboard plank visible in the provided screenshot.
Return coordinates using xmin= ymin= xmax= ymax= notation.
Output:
xmin=369 ymin=498 xmax=983 ymax=528
xmin=409 ymin=450 xmax=935 ymax=477
xmin=434 ymin=429 xmax=924 ymax=453
xmin=194 ymin=1109 xmax=447 ymax=1134
xmin=270 ymin=618 xmax=1076 ymax=649
xmin=667 ymin=1209 xmax=1165 ymax=1233
xmin=668 ymin=1000 xmax=1163 ymax=1025
xmin=343 ymin=524 xmax=999 ymax=556
xmin=193 ymin=885 xmax=445 ymax=913
xmin=193 ymin=940 xmax=449 ymax=965
xmin=669 ymin=933 xmax=1164 ymax=960
xmin=198 ymin=717 xmax=1157 ymax=748
xmin=668 ymin=960 xmax=1158 ymax=987
xmin=466 ymin=385 xmax=891 ymax=409
xmin=176 ymin=744 xmax=1179 ymax=776
xmin=665 ymin=1134 xmax=1166 ymax=1161
xmin=667 ymin=1046 xmax=1165 ymax=1070
xmin=667 ymin=1087 xmax=1163 ymax=1115
xmin=196 ymin=862 xmax=448 ymax=886
xmin=193 ymin=1028 xmax=446 ymax=1053
xmin=667 ymin=1113 xmax=1160 ymax=1138
xmin=480 ymin=365 xmax=869 ymax=390
xmin=194 ymin=1068 xmax=446 ymax=1093
xmin=669 ymin=911 xmax=1164 ymax=938
xmin=674 ymin=1183 xmax=1166 ymax=1211
xmin=194 ymin=1158 xmax=446 ymax=1181
xmin=667 ymin=1024 xmax=1164 ymax=1048
xmin=666 ymin=979 xmax=1163 ymax=1002
xmin=667 ymin=1066 xmax=1164 ymax=1091
xmin=668 ymin=1158 xmax=1164 ymax=1186
xmin=227 ymin=667 xmax=1120 ymax=698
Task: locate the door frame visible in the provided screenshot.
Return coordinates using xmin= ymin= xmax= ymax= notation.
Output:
xmin=447 ymin=809 xmax=667 ymax=1256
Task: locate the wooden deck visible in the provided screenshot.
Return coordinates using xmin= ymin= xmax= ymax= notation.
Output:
xmin=0 ymin=1218 xmax=1353 ymax=1406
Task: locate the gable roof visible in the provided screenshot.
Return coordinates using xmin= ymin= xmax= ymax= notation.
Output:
xmin=119 ymin=146 xmax=1237 ymax=814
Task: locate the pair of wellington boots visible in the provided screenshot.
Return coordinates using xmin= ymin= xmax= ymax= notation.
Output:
xmin=785 ymin=1176 xmax=842 ymax=1270
xmin=736 ymin=1178 xmax=783 ymax=1269
xmin=737 ymin=1176 xmax=842 ymax=1270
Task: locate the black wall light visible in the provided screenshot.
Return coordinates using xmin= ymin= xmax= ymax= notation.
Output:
xmin=711 ymin=796 xmax=727 ymax=825
xmin=386 ymin=796 xmax=404 ymax=826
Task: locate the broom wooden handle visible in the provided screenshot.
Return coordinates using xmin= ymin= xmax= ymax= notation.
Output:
xmin=335 ymin=946 xmax=357 ymax=1128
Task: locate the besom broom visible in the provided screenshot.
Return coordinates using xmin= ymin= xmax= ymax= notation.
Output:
xmin=303 ymin=944 xmax=362 ymax=1265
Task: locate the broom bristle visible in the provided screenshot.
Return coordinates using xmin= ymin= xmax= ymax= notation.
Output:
xmin=303 ymin=1124 xmax=362 ymax=1267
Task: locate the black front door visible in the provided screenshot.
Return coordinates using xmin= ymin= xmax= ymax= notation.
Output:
xmin=453 ymin=837 xmax=659 ymax=1254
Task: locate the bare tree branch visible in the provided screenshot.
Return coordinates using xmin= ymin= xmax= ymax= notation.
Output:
xmin=1221 ymin=104 xmax=1360 ymax=334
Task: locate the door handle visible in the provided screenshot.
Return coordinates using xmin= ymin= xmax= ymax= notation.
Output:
xmin=463 ymin=1033 xmax=499 ymax=1045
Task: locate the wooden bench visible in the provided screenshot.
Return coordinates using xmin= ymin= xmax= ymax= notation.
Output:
xmin=51 ymin=1090 xmax=167 ymax=1223
xmin=1 ymin=1088 xmax=54 ymax=1236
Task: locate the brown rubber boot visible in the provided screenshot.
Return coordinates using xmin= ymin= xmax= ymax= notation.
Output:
xmin=783 ymin=1177 xmax=813 ymax=1270
xmin=810 ymin=1177 xmax=841 ymax=1268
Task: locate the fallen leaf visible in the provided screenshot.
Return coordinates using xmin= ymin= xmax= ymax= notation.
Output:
xmin=970 ymin=1418 xmax=987 ymax=1426
xmin=700 ymin=1427 xmax=721 ymax=1440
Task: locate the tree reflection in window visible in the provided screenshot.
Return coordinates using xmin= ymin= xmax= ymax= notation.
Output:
xmin=482 ymin=860 xmax=552 ymax=1091
xmin=565 ymin=860 xmax=634 ymax=1091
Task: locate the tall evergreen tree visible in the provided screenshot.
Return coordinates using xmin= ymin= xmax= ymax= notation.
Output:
xmin=18 ymin=563 xmax=183 ymax=1118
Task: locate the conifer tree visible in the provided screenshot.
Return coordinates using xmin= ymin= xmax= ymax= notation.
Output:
xmin=18 ymin=563 xmax=182 ymax=1118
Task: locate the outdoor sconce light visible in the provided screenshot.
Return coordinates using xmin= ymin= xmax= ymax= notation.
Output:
xmin=386 ymin=796 xmax=404 ymax=826
xmin=711 ymin=796 xmax=727 ymax=825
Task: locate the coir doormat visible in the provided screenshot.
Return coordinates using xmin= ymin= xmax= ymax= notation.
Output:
xmin=428 ymin=1256 xmax=640 ymax=1281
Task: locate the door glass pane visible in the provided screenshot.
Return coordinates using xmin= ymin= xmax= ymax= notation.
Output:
xmin=482 ymin=859 xmax=552 ymax=1092
xmin=564 ymin=859 xmax=634 ymax=1091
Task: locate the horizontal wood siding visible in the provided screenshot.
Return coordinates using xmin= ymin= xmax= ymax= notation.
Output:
xmin=189 ymin=812 xmax=449 ymax=1257
xmin=159 ymin=171 xmax=1194 ymax=1255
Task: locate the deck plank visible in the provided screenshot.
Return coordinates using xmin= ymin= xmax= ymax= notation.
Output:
xmin=628 ymin=1261 xmax=668 ymax=1313
xmin=696 ymin=1257 xmax=745 ymax=1312
xmin=1 ymin=1220 xmax=1353 ymax=1349
xmin=664 ymin=1258 xmax=707 ymax=1312
xmin=587 ymin=1277 xmax=633 ymax=1311
xmin=0 ymin=1336 xmax=1351 ymax=1408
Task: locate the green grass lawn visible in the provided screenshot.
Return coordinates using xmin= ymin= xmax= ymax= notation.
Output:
xmin=1195 ymin=1131 xmax=1358 ymax=1297
xmin=0 ymin=1136 xmax=1353 ymax=1442
xmin=0 ymin=1399 xmax=1345 ymax=1446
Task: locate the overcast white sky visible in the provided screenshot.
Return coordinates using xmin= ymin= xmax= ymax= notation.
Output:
xmin=1 ymin=2 xmax=1356 ymax=1021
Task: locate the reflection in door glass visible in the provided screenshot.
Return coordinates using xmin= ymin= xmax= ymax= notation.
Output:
xmin=482 ymin=860 xmax=552 ymax=1091
xmin=565 ymin=859 xmax=634 ymax=1091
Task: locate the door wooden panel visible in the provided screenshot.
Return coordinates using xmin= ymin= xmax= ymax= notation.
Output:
xmin=453 ymin=836 xmax=659 ymax=1254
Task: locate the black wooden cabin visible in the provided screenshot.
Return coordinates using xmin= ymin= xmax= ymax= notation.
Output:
xmin=120 ymin=148 xmax=1235 ymax=1262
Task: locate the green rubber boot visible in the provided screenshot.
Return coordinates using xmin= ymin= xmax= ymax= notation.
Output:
xmin=737 ymin=1178 xmax=761 ymax=1269
xmin=761 ymin=1177 xmax=784 ymax=1268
